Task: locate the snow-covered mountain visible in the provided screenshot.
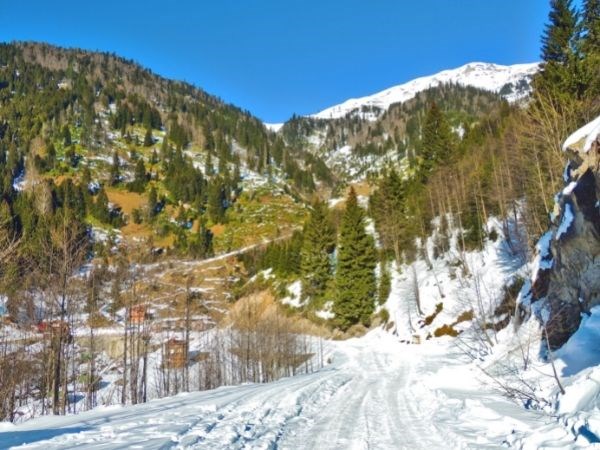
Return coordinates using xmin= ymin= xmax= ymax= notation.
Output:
xmin=311 ymin=62 xmax=539 ymax=120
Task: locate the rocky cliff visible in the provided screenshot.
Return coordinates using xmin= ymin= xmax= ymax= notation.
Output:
xmin=517 ymin=115 xmax=600 ymax=350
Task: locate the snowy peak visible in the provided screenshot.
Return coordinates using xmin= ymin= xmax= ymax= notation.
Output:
xmin=311 ymin=62 xmax=539 ymax=120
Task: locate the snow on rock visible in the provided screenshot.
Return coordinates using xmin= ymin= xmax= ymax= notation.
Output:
xmin=312 ymin=62 xmax=539 ymax=120
xmin=532 ymin=231 xmax=554 ymax=283
xmin=563 ymin=114 xmax=600 ymax=153
xmin=556 ymin=202 xmax=575 ymax=241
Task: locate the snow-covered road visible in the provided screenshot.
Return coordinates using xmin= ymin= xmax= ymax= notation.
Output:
xmin=1 ymin=331 xmax=551 ymax=449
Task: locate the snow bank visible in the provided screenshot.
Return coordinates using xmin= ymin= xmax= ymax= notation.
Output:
xmin=563 ymin=114 xmax=600 ymax=153
xmin=557 ymin=306 xmax=600 ymax=378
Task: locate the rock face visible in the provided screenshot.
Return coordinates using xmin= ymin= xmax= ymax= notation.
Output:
xmin=518 ymin=116 xmax=600 ymax=350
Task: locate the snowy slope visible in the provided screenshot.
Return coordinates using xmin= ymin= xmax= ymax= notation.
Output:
xmin=0 ymin=330 xmax=552 ymax=449
xmin=312 ymin=62 xmax=539 ymax=120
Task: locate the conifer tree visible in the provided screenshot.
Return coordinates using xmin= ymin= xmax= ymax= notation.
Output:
xmin=160 ymin=135 xmax=169 ymax=160
xmin=207 ymin=178 xmax=225 ymax=224
xmin=369 ymin=169 xmax=416 ymax=264
xmin=143 ymin=128 xmax=153 ymax=147
xmin=129 ymin=159 xmax=147 ymax=193
xmin=378 ymin=258 xmax=391 ymax=305
xmin=333 ymin=188 xmax=377 ymax=330
xmin=62 ymin=125 xmax=71 ymax=147
xmin=189 ymin=221 xmax=214 ymax=258
xmin=93 ymin=188 xmax=111 ymax=224
xmin=578 ymin=0 xmax=600 ymax=98
xmin=150 ymin=149 xmax=159 ymax=165
xmin=147 ymin=186 xmax=158 ymax=218
xmin=300 ymin=200 xmax=335 ymax=303
xmin=419 ymin=102 xmax=454 ymax=176
xmin=46 ymin=142 xmax=56 ymax=169
xmin=581 ymin=0 xmax=600 ymax=52
xmin=81 ymin=166 xmax=92 ymax=188
xmin=541 ymin=0 xmax=577 ymax=64
xmin=205 ymin=152 xmax=214 ymax=177
xmin=109 ymin=150 xmax=120 ymax=186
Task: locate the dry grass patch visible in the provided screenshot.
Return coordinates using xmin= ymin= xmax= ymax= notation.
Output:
xmin=211 ymin=224 xmax=226 ymax=237
xmin=226 ymin=290 xmax=332 ymax=338
xmin=120 ymin=222 xmax=153 ymax=240
xmin=106 ymin=188 xmax=147 ymax=215
xmin=53 ymin=174 xmax=73 ymax=185
xmin=349 ymin=182 xmax=372 ymax=197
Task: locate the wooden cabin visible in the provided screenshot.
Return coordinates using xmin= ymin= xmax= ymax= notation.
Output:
xmin=37 ymin=320 xmax=72 ymax=342
xmin=130 ymin=305 xmax=151 ymax=325
xmin=164 ymin=338 xmax=187 ymax=369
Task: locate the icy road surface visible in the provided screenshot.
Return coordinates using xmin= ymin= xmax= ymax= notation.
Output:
xmin=1 ymin=331 xmax=551 ymax=449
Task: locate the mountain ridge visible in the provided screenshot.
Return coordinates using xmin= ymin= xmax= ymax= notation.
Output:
xmin=308 ymin=61 xmax=539 ymax=121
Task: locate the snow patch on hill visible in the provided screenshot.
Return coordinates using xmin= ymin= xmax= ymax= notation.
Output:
xmin=264 ymin=122 xmax=284 ymax=132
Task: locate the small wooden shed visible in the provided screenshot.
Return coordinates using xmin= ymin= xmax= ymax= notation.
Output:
xmin=37 ymin=320 xmax=72 ymax=342
xmin=164 ymin=338 xmax=187 ymax=368
xmin=130 ymin=305 xmax=150 ymax=324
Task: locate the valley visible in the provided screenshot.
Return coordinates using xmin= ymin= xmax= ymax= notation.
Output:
xmin=0 ymin=0 xmax=600 ymax=447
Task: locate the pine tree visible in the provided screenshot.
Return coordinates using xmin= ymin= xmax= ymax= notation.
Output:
xmin=62 ymin=125 xmax=71 ymax=147
xmin=109 ymin=150 xmax=120 ymax=186
xmin=129 ymin=159 xmax=147 ymax=193
xmin=207 ymin=178 xmax=225 ymax=224
xmin=541 ymin=0 xmax=577 ymax=64
xmin=378 ymin=258 xmax=391 ymax=305
xmin=189 ymin=221 xmax=214 ymax=258
xmin=300 ymin=200 xmax=335 ymax=304
xmin=143 ymin=128 xmax=153 ymax=147
xmin=160 ymin=135 xmax=169 ymax=160
xmin=46 ymin=142 xmax=56 ymax=169
xmin=150 ymin=149 xmax=159 ymax=165
xmin=419 ymin=102 xmax=454 ymax=176
xmin=333 ymin=188 xmax=377 ymax=330
xmin=581 ymin=0 xmax=600 ymax=52
xmin=205 ymin=152 xmax=214 ymax=177
xmin=147 ymin=186 xmax=158 ymax=218
xmin=579 ymin=0 xmax=600 ymax=98
xmin=369 ymin=169 xmax=415 ymax=264
xmin=93 ymin=188 xmax=111 ymax=224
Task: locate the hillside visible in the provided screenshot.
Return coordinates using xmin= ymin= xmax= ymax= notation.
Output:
xmin=0 ymin=41 xmax=329 ymax=254
xmin=278 ymin=83 xmax=513 ymax=182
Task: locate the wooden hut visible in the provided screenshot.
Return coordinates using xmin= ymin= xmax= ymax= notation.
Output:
xmin=130 ymin=305 xmax=150 ymax=324
xmin=164 ymin=338 xmax=187 ymax=368
xmin=37 ymin=320 xmax=72 ymax=342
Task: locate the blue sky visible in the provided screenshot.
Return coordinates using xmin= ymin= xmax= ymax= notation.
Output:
xmin=0 ymin=0 xmax=552 ymax=122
